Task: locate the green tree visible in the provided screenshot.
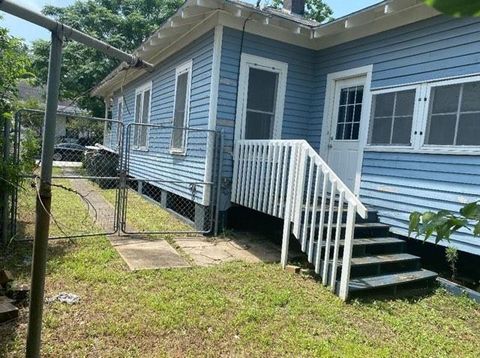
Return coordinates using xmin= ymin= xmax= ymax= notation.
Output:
xmin=270 ymin=0 xmax=333 ymax=23
xmin=423 ymin=0 xmax=480 ymax=16
xmin=1 ymin=20 xmax=38 ymax=241
xmin=31 ymin=0 xmax=184 ymax=117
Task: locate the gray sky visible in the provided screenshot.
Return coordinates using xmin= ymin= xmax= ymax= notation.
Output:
xmin=1 ymin=0 xmax=381 ymax=43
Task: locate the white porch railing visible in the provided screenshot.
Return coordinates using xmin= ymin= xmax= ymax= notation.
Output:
xmin=231 ymin=140 xmax=368 ymax=300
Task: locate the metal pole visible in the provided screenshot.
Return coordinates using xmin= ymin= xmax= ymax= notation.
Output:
xmin=0 ymin=0 xmax=153 ymax=71
xmin=1 ymin=116 xmax=11 ymax=245
xmin=25 ymin=30 xmax=63 ymax=358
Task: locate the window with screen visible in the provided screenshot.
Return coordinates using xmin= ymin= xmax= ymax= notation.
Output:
xmin=171 ymin=62 xmax=192 ymax=152
xmin=134 ymin=85 xmax=151 ymax=149
xmin=426 ymin=81 xmax=480 ymax=146
xmin=369 ymin=89 xmax=415 ymax=146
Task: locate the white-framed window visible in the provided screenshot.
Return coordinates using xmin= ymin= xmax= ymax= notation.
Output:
xmin=115 ymin=97 xmax=123 ymax=148
xmin=133 ymin=82 xmax=152 ymax=149
xmin=368 ymin=85 xmax=420 ymax=148
xmin=424 ymin=79 xmax=480 ymax=148
xmin=366 ymin=75 xmax=480 ymax=154
xmin=171 ymin=60 xmax=192 ymax=154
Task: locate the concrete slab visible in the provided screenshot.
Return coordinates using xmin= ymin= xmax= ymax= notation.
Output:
xmin=174 ymin=233 xmax=283 ymax=267
xmin=113 ymin=239 xmax=190 ymax=271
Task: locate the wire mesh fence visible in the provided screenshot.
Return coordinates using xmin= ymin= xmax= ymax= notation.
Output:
xmin=7 ymin=110 xmax=221 ymax=241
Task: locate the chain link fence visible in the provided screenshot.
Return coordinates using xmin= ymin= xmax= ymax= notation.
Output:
xmin=6 ymin=110 xmax=221 ymax=242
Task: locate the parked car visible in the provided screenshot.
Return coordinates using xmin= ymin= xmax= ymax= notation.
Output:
xmin=52 ymin=143 xmax=86 ymax=162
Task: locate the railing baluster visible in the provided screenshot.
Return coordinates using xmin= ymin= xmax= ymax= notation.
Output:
xmin=263 ymin=144 xmax=273 ymax=213
xmin=293 ymin=145 xmax=307 ymax=238
xmin=322 ymin=180 xmax=337 ymax=286
xmin=269 ymin=144 xmax=279 ymax=215
xmin=308 ymin=166 xmax=321 ymax=262
xmin=315 ymin=171 xmax=328 ymax=275
xmin=236 ymin=144 xmax=246 ymax=203
xmin=244 ymin=144 xmax=253 ymax=207
xmin=339 ymin=201 xmax=357 ymax=301
xmin=231 ymin=143 xmax=239 ymax=202
xmin=278 ymin=145 xmax=289 ymax=218
xmin=330 ymin=190 xmax=345 ymax=291
xmin=301 ymin=158 xmax=314 ymax=252
xmin=257 ymin=144 xmax=267 ymax=211
xmin=252 ymin=144 xmax=261 ymax=209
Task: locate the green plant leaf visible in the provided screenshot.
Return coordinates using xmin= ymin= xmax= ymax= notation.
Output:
xmin=423 ymin=0 xmax=480 ymax=17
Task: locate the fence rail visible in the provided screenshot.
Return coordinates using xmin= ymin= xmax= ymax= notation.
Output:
xmin=231 ymin=139 xmax=368 ymax=300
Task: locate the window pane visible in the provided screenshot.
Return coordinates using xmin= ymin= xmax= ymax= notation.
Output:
xmin=245 ymin=111 xmax=273 ymax=139
xmin=426 ymin=114 xmax=456 ymax=145
xmin=172 ymin=72 xmax=189 ymax=150
xmin=355 ymin=88 xmax=364 ymax=104
xmin=348 ymin=88 xmax=356 ymax=104
xmin=352 ymin=123 xmax=360 ymax=140
xmin=461 ymin=82 xmax=480 ymax=112
xmin=374 ymin=93 xmax=394 ymax=117
xmin=392 ymin=116 xmax=412 ymax=145
xmin=337 ymin=106 xmax=346 ymax=123
xmin=134 ymin=93 xmax=142 ymax=145
xmin=247 ymin=68 xmax=278 ymax=112
xmin=395 ymin=90 xmax=415 ymax=116
xmin=370 ymin=117 xmax=392 ymax=144
xmin=346 ymin=105 xmax=355 ymax=123
xmin=431 ymin=84 xmax=460 ymax=114
xmin=142 ymin=90 xmax=150 ymax=124
xmin=335 ymin=123 xmax=344 ymax=140
xmin=339 ymin=89 xmax=348 ymax=105
xmin=457 ymin=113 xmax=480 ymax=145
xmin=354 ymin=104 xmax=362 ymax=122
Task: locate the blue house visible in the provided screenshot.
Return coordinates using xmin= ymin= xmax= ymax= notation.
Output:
xmin=94 ymin=0 xmax=480 ymax=299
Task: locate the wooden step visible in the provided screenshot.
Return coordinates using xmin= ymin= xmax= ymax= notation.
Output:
xmin=320 ymin=237 xmax=404 ymax=248
xmin=302 ymin=221 xmax=390 ymax=238
xmin=351 ymin=253 xmax=418 ymax=267
xmin=348 ymin=269 xmax=437 ymax=292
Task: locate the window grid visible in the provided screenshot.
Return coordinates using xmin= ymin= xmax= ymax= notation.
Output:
xmin=426 ymin=82 xmax=480 ymax=146
xmin=336 ymin=86 xmax=363 ymax=141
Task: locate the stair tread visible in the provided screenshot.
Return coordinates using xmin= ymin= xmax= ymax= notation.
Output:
xmin=319 ymin=237 xmax=404 ymax=247
xmin=312 ymin=222 xmax=389 ymax=229
xmin=351 ymin=253 xmax=418 ymax=266
xmin=349 ymin=269 xmax=437 ymax=292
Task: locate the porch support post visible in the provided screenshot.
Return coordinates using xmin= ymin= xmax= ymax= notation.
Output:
xmin=25 ymin=30 xmax=63 ymax=358
xmin=280 ymin=144 xmax=298 ymax=267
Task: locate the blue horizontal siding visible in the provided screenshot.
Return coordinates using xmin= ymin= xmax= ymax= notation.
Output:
xmin=360 ymin=152 xmax=480 ymax=255
xmin=109 ymin=30 xmax=215 ymax=204
xmin=216 ymin=27 xmax=315 ymax=210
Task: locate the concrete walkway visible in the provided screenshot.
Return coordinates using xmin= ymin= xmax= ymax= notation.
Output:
xmin=65 ymin=170 xmax=286 ymax=270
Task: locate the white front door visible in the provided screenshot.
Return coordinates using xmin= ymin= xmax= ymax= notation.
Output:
xmin=326 ymin=76 xmax=367 ymax=191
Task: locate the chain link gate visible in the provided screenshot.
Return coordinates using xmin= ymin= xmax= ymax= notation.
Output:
xmin=9 ymin=110 xmax=221 ymax=242
xmin=119 ymin=122 xmax=220 ymax=236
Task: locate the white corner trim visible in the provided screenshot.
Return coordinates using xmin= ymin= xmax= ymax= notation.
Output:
xmin=234 ymin=53 xmax=288 ymax=141
xmin=320 ymin=65 xmax=373 ymax=196
xmin=203 ymin=24 xmax=223 ymax=206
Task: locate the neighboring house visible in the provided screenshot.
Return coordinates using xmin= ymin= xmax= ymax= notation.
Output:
xmin=18 ymin=80 xmax=92 ymax=143
xmin=94 ymin=0 xmax=480 ymax=298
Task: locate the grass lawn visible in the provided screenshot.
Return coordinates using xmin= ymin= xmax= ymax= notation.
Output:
xmin=1 ymin=174 xmax=479 ymax=357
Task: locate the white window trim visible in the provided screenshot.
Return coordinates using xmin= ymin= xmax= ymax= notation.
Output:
xmin=234 ymin=53 xmax=288 ymax=141
xmin=365 ymin=74 xmax=480 ymax=155
xmin=420 ymin=75 xmax=480 ymax=154
xmin=133 ymin=81 xmax=152 ymax=151
xmin=366 ymin=84 xmax=423 ymax=151
xmin=320 ymin=65 xmax=373 ymax=195
xmin=115 ymin=96 xmax=124 ymax=149
xmin=170 ymin=60 xmax=193 ymax=155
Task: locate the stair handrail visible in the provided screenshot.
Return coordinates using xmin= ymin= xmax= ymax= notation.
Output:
xmin=231 ymin=139 xmax=369 ymax=300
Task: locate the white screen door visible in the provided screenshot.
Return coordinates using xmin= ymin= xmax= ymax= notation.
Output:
xmin=326 ymin=76 xmax=366 ymax=190
xmin=235 ymin=54 xmax=288 ymax=140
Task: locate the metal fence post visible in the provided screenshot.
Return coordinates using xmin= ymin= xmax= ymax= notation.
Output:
xmin=25 ymin=30 xmax=63 ymax=358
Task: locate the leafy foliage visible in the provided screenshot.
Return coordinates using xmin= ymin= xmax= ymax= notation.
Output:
xmin=270 ymin=0 xmax=333 ymax=23
xmin=445 ymin=246 xmax=459 ymax=280
xmin=409 ymin=201 xmax=480 ymax=244
xmin=31 ymin=0 xmax=184 ymax=116
xmin=0 ymin=22 xmax=38 ymax=195
xmin=423 ymin=0 xmax=480 ymax=16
